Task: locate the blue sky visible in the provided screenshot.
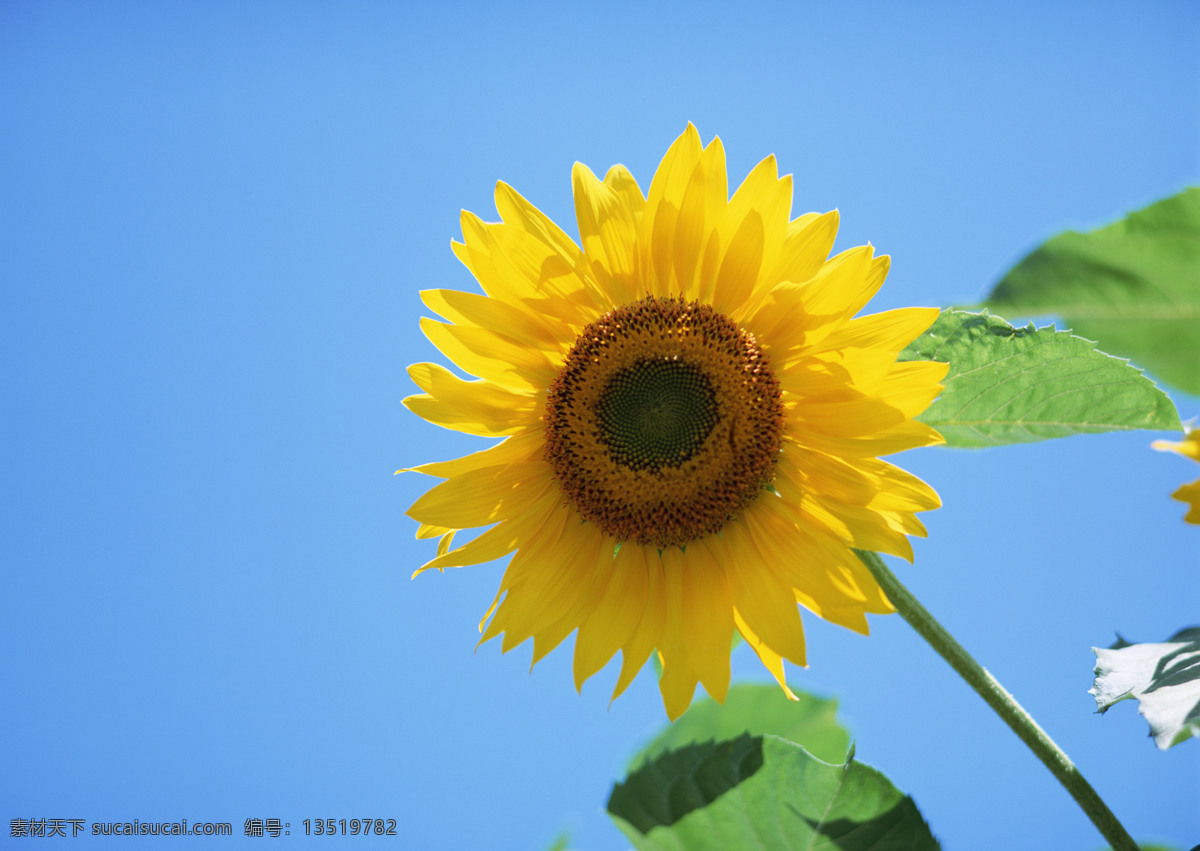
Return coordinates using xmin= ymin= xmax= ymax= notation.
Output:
xmin=3 ymin=2 xmax=1198 ymax=849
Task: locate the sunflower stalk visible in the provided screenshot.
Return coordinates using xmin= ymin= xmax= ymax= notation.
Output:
xmin=854 ymin=550 xmax=1138 ymax=851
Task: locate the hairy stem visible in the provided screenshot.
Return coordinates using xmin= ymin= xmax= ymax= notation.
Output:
xmin=855 ymin=550 xmax=1137 ymax=851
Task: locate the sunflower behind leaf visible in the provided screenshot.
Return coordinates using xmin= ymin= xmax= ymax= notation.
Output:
xmin=1152 ymin=428 xmax=1200 ymax=524
xmin=402 ymin=125 xmax=947 ymax=719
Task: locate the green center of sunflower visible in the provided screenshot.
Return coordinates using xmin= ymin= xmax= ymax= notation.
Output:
xmin=596 ymin=359 xmax=719 ymax=471
xmin=543 ymin=296 xmax=784 ymax=548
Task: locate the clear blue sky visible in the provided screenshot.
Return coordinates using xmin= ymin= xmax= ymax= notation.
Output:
xmin=3 ymin=2 xmax=1198 ymax=849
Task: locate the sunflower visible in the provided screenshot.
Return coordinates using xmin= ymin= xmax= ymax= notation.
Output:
xmin=403 ymin=125 xmax=947 ymax=719
xmin=1152 ymin=429 xmax=1200 ymax=525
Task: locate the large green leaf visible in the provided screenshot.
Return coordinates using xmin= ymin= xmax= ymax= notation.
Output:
xmin=608 ymin=735 xmax=939 ymax=851
xmin=986 ymin=187 xmax=1200 ymax=395
xmin=1091 ymin=627 xmax=1200 ymax=750
xmin=631 ymin=683 xmax=850 ymax=769
xmin=899 ymin=310 xmax=1180 ymax=448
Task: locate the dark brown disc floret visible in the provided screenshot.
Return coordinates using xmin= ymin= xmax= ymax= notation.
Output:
xmin=543 ymin=296 xmax=784 ymax=548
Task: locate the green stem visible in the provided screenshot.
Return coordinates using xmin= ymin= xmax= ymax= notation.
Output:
xmin=854 ymin=550 xmax=1138 ymax=851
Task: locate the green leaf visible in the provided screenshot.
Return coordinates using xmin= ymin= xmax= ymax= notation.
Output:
xmin=985 ymin=187 xmax=1200 ymax=395
xmin=899 ymin=310 xmax=1180 ymax=448
xmin=608 ymin=734 xmax=940 ymax=851
xmin=631 ymin=683 xmax=850 ymax=769
xmin=1090 ymin=627 xmax=1200 ymax=750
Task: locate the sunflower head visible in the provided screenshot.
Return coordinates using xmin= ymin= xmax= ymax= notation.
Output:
xmin=403 ymin=125 xmax=947 ymax=719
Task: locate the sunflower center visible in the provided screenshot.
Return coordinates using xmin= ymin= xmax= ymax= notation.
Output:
xmin=543 ymin=296 xmax=784 ymax=548
xmin=596 ymin=359 xmax=719 ymax=471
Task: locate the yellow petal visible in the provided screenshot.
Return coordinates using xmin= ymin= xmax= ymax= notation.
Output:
xmin=741 ymin=494 xmax=892 ymax=625
xmin=420 ymin=316 xmax=557 ymax=390
xmin=713 ymin=527 xmax=807 ymax=667
xmin=792 ymin=395 xmax=908 ymax=439
xmin=780 ymin=447 xmax=941 ymax=515
xmin=415 ymin=522 xmax=452 ymax=539
xmin=421 ymin=288 xmax=567 ymax=355
xmin=480 ymin=503 xmax=574 ymax=647
xmin=743 ymin=280 xmax=843 ymax=357
xmin=658 ymin=657 xmax=699 ymax=722
xmin=764 ymin=209 xmax=839 ymax=288
xmin=573 ymin=543 xmax=644 ymax=691
xmin=783 ymin=245 xmax=885 ymax=347
xmin=406 ymin=460 xmax=553 ymax=529
xmin=722 ymin=154 xmax=792 ymax=313
xmin=642 ymin=124 xmax=704 ymax=295
xmin=733 ymin=609 xmax=799 ymax=700
xmin=412 ymin=487 xmax=562 ymax=575
xmin=404 ymin=363 xmax=537 ymax=436
xmin=456 ymin=209 xmax=603 ymax=325
xmin=611 ymin=546 xmax=666 ymax=703
xmin=573 ymin=162 xmax=642 ymax=306
xmin=680 ymin=540 xmax=734 ymax=703
xmin=418 ymin=317 xmax=534 ymax=391
xmin=801 ymin=497 xmax=916 ymax=562
xmin=780 ymin=347 xmax=900 ymax=398
xmin=656 ymin=547 xmax=704 ymax=718
xmin=494 ymin=181 xmax=586 ymax=270
xmin=877 ymin=360 xmax=948 ymax=417
xmin=1152 ymin=429 xmax=1200 ymax=463
xmin=671 ymin=138 xmax=726 ymax=297
xmin=1171 ymin=478 xmax=1200 ymax=524
xmin=528 ymin=533 xmax=615 ymax=664
xmin=401 ymin=429 xmax=542 ymax=479
xmin=712 ymin=211 xmax=764 ymax=318
xmin=792 ymin=417 xmax=944 ymax=458
xmin=603 ymin=164 xmax=648 ymax=219
xmin=861 ymin=459 xmax=942 ymax=513
xmin=820 ymin=307 xmax=941 ymax=357
xmin=487 ymin=511 xmax=608 ymax=658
